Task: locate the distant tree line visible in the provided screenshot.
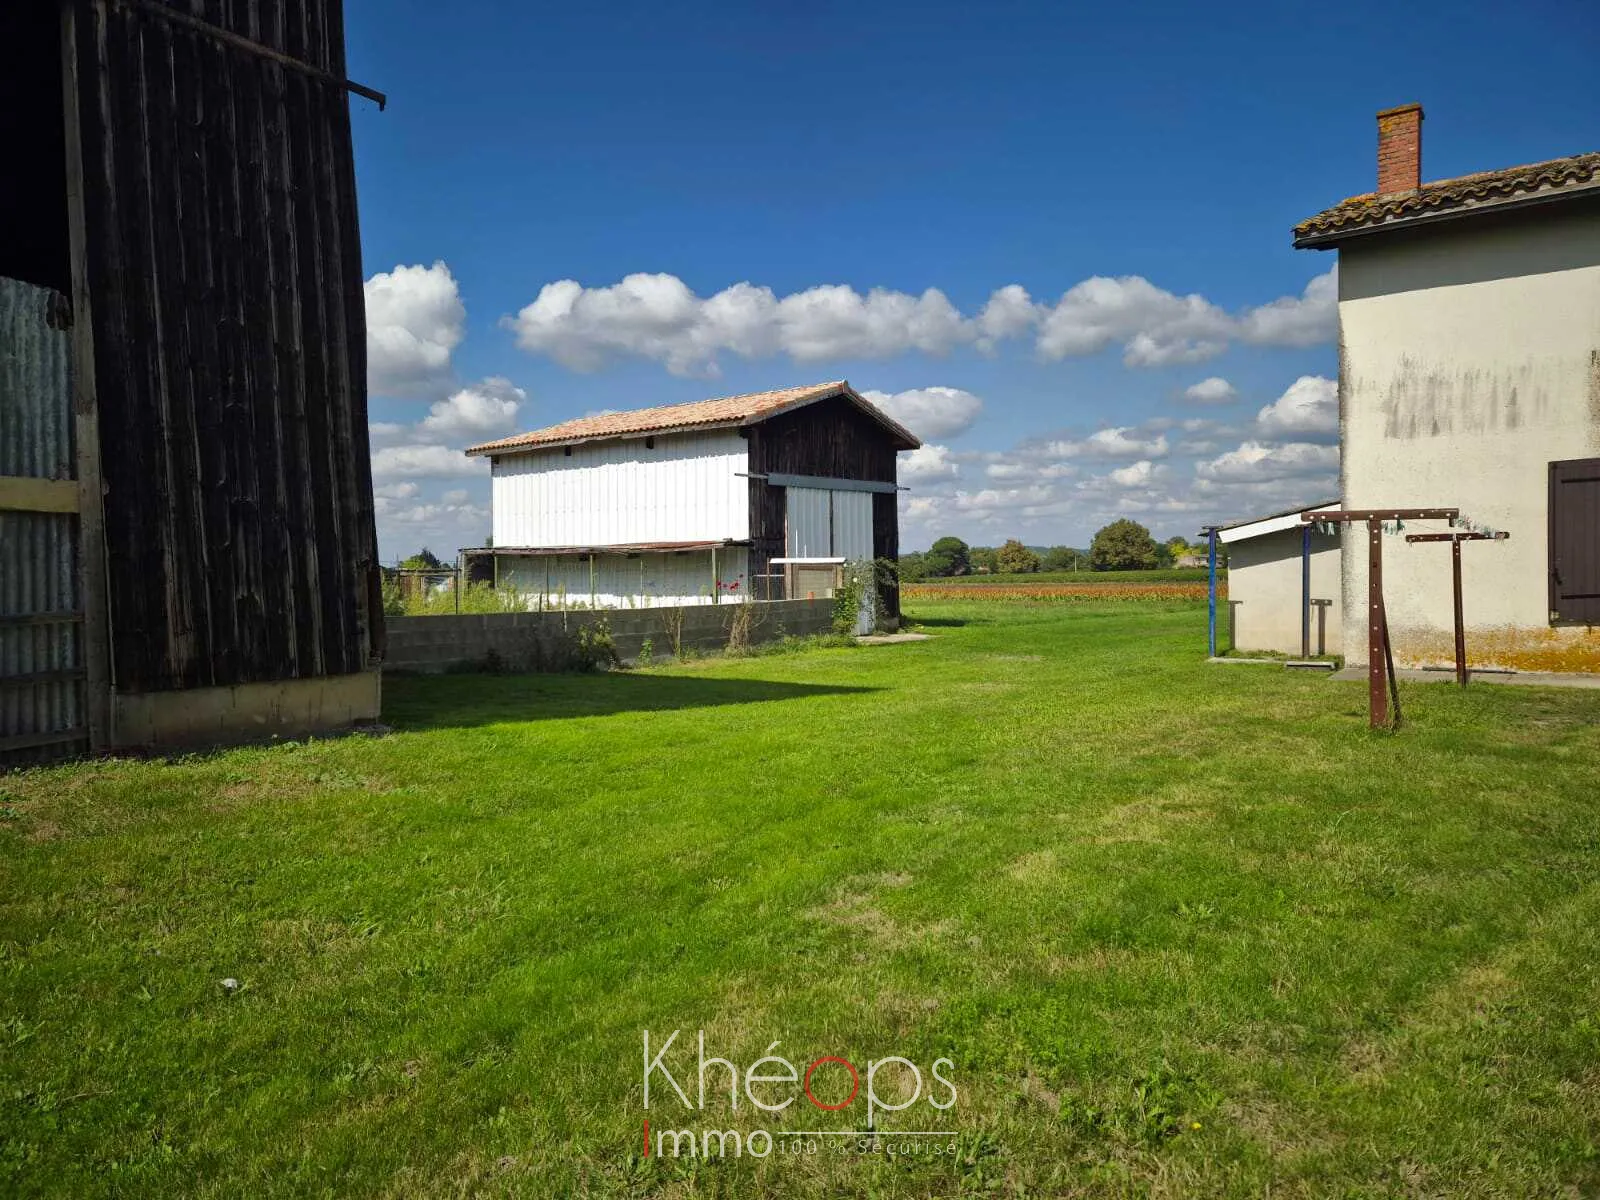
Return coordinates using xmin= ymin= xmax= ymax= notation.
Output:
xmin=899 ymin=522 xmax=1206 ymax=580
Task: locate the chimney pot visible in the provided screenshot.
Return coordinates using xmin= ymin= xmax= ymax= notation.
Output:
xmin=1376 ymin=103 xmax=1424 ymax=195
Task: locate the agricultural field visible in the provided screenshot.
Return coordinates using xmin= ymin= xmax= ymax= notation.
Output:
xmin=902 ymin=567 xmax=1218 ymax=603
xmin=910 ymin=567 xmax=1218 ymax=586
xmin=4 ymin=600 xmax=1600 ymax=1197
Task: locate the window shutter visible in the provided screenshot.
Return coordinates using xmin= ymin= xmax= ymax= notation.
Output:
xmin=1550 ymin=457 xmax=1600 ymax=624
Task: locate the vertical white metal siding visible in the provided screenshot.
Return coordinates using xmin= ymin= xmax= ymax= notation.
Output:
xmin=832 ymin=491 xmax=873 ymax=560
xmin=497 ymin=550 xmax=749 ymax=608
xmin=786 ymin=487 xmax=832 ymax=557
xmin=490 ymin=431 xmax=749 ymax=548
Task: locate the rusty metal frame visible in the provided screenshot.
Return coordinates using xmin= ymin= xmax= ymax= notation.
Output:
xmin=1404 ymin=530 xmax=1510 ymax=686
xmin=1304 ymin=507 xmax=1460 ymax=729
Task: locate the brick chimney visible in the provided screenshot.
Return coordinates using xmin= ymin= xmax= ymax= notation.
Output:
xmin=1376 ymin=103 xmax=1423 ymax=195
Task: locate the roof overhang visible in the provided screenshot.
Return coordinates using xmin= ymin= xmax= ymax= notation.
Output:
xmin=459 ymin=539 xmax=751 ymax=558
xmin=1214 ymin=501 xmax=1340 ymax=545
xmin=466 ymin=381 xmax=921 ymax=457
xmin=1293 ymin=181 xmax=1600 ymax=249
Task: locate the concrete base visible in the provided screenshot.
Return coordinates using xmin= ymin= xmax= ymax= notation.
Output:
xmin=112 ymin=669 xmax=383 ymax=750
xmin=1329 ymin=666 xmax=1600 ymax=690
xmin=857 ymin=632 xmax=933 ymax=645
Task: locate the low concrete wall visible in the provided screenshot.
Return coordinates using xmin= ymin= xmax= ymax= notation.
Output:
xmin=112 ymin=669 xmax=382 ymax=750
xmin=383 ymin=599 xmax=835 ymax=674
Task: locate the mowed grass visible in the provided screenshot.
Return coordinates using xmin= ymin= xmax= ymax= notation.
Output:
xmin=4 ymin=601 xmax=1600 ymax=1198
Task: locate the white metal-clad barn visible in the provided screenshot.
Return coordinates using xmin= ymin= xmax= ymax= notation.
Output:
xmin=462 ymin=381 xmax=920 ymax=615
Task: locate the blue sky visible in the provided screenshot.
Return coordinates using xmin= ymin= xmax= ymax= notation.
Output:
xmin=348 ymin=0 xmax=1598 ymax=559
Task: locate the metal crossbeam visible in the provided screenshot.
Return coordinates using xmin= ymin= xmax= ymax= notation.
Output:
xmin=1301 ymin=508 xmax=1459 ymax=523
xmin=1405 ymin=531 xmax=1511 ymax=684
xmin=1303 ymin=506 xmax=1462 ymax=729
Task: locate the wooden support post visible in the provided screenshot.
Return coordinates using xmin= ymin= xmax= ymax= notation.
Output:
xmin=1367 ymin=518 xmax=1387 ymax=729
xmin=61 ymin=0 xmax=113 ymax=752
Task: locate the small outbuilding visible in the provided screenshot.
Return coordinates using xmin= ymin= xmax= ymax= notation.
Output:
xmin=463 ymin=381 xmax=920 ymax=621
xmin=1213 ymin=501 xmax=1341 ymax=657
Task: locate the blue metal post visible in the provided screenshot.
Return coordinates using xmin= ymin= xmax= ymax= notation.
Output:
xmin=1206 ymin=528 xmax=1218 ymax=657
xmin=1300 ymin=523 xmax=1312 ymax=658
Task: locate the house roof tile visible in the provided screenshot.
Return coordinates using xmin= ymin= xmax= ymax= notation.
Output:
xmin=1293 ymin=151 xmax=1600 ymax=246
xmin=464 ymin=380 xmax=920 ymax=455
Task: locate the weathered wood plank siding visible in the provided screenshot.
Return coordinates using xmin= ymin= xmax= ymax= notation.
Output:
xmin=745 ymin=395 xmax=903 ymax=617
xmin=71 ymin=0 xmax=378 ymax=692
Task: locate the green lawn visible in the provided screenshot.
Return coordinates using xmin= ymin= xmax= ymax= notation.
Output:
xmin=3 ymin=601 xmax=1599 ymax=1198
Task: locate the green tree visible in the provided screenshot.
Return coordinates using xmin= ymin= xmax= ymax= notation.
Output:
xmin=1042 ymin=545 xmax=1084 ymax=572
xmin=925 ymin=536 xmax=970 ymax=577
xmin=995 ymin=539 xmax=1042 ymax=573
xmin=400 ymin=548 xmax=444 ymax=570
xmin=1089 ymin=519 xmax=1160 ymax=571
xmin=896 ymin=551 xmax=930 ymax=583
xmin=969 ymin=546 xmax=998 ymax=574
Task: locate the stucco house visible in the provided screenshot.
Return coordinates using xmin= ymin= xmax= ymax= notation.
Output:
xmin=1291 ymin=105 xmax=1600 ymax=673
xmin=461 ymin=381 xmax=919 ymax=618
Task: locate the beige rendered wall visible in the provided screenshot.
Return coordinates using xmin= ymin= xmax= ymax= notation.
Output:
xmin=1226 ymin=528 xmax=1342 ymax=656
xmin=112 ymin=670 xmax=382 ymax=751
xmin=1335 ymin=203 xmax=1600 ymax=671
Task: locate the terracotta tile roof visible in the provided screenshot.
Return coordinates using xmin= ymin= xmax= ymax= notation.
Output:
xmin=1293 ymin=151 xmax=1600 ymax=246
xmin=465 ymin=380 xmax=920 ymax=455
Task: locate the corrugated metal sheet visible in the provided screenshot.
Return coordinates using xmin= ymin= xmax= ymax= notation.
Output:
xmin=498 ymin=549 xmax=749 ymax=608
xmin=786 ymin=487 xmax=832 ymax=557
xmin=832 ymin=491 xmax=873 ymax=560
xmin=0 ymin=280 xmax=72 ymax=480
xmin=785 ymin=486 xmax=872 ymax=559
xmin=491 ymin=431 xmax=749 ymax=548
xmin=0 ymin=276 xmax=84 ymax=764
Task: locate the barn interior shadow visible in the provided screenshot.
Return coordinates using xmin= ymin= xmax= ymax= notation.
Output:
xmin=382 ymin=671 xmax=881 ymax=730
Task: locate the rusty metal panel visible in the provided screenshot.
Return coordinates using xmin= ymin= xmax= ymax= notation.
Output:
xmin=0 ymin=276 xmax=85 ymax=765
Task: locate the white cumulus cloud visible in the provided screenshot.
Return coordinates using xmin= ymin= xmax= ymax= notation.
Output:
xmin=420 ymin=377 xmax=528 ymax=442
xmin=1238 ymin=268 xmax=1338 ymax=348
xmin=1182 ymin=377 xmax=1237 ymax=404
xmin=505 ymin=269 xmax=1340 ymax=376
xmin=371 ymin=443 xmax=490 ymax=482
xmin=862 ymin=386 xmax=984 ymax=440
xmin=1255 ymin=375 xmax=1338 ymax=439
xmin=1195 ymin=440 xmax=1339 ymax=484
xmin=365 ymin=262 xmax=466 ymax=396
xmin=898 ymin=443 xmax=960 ymax=485
xmin=1109 ymin=460 xmax=1165 ymax=487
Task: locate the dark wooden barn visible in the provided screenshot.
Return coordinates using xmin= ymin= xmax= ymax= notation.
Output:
xmin=743 ymin=390 xmax=911 ymax=621
xmin=0 ymin=0 xmax=382 ymax=761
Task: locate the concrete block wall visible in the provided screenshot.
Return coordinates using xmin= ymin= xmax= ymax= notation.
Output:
xmin=383 ymin=599 xmax=835 ymax=674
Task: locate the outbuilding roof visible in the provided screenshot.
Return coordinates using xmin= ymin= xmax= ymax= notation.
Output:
xmin=1293 ymin=151 xmax=1600 ymax=248
xmin=465 ymin=380 xmax=921 ymax=456
xmin=1213 ymin=500 xmax=1339 ymax=545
